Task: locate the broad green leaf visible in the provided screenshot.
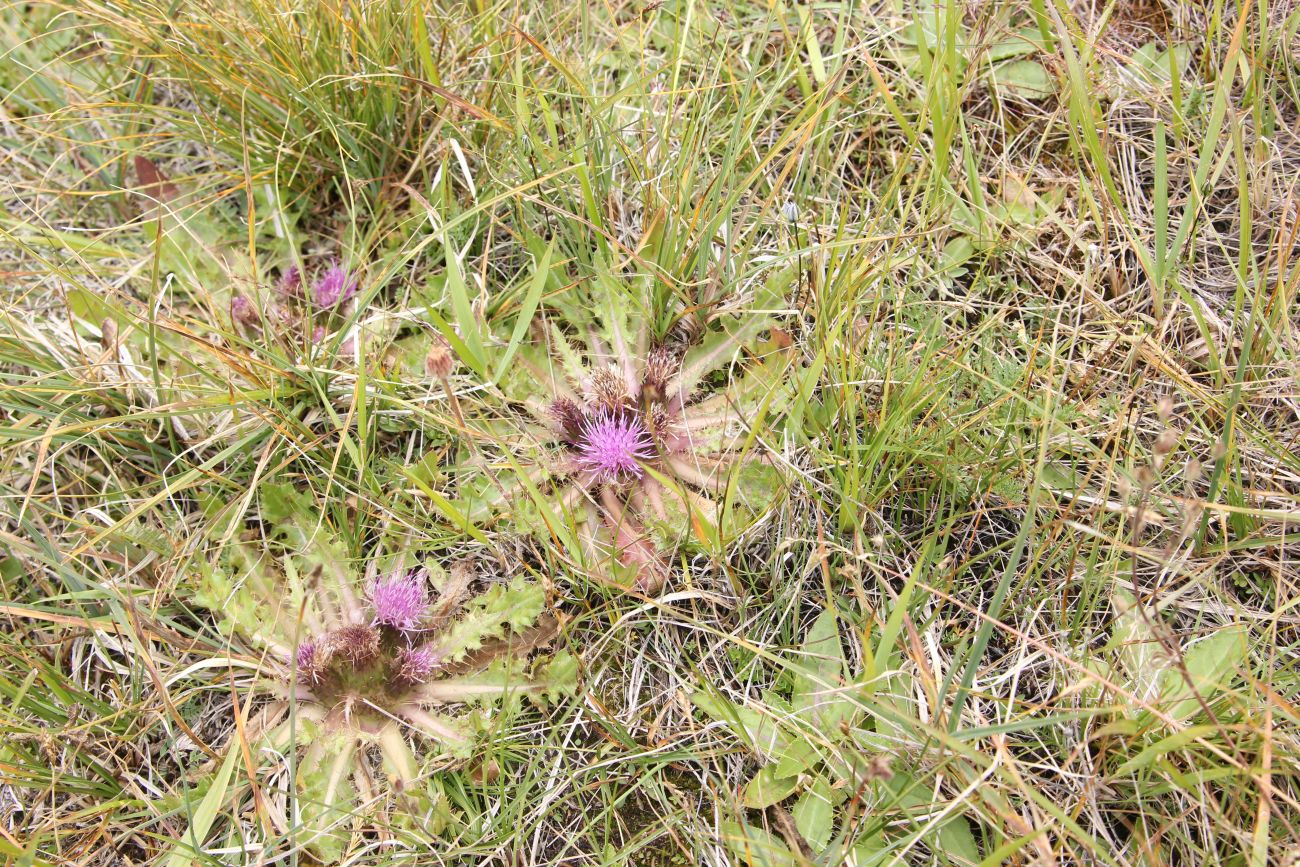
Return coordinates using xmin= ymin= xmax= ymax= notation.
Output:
xmin=792 ymin=775 xmax=834 ymax=852
xmin=742 ymin=765 xmax=801 ymax=809
xmin=1155 ymin=625 xmax=1247 ymax=722
xmin=791 ymin=607 xmax=852 ymax=730
xmin=992 ymin=60 xmax=1055 ymax=100
xmin=719 ymin=821 xmax=796 ymax=867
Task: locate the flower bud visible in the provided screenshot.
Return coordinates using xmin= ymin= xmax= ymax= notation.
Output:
xmin=425 ymin=337 xmax=455 ymax=379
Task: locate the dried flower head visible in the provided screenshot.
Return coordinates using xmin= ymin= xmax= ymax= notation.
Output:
xmin=332 ymin=623 xmax=380 ymax=666
xmin=425 ymin=337 xmax=455 ymax=379
xmin=644 ymin=404 xmax=675 ymax=441
xmin=369 ymin=568 xmax=429 ymax=632
xmin=577 ymin=410 xmax=655 ymax=482
xmin=641 ymin=346 xmax=678 ymax=397
xmin=313 ymin=263 xmax=358 ymax=310
xmin=548 ymin=398 xmax=586 ymax=442
xmin=584 ymin=365 xmax=629 ymax=412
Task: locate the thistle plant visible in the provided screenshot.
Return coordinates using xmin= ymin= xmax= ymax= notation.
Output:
xmin=228 ymin=260 xmax=361 ymax=351
xmin=439 ymin=268 xmax=793 ymax=593
xmin=196 ymin=484 xmax=574 ymax=861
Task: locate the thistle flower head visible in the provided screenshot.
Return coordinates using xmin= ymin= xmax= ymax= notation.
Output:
xmin=577 ymin=410 xmax=654 ymax=482
xmin=424 ymin=337 xmax=455 ymax=379
xmin=277 ymin=265 xmax=302 ymax=298
xmin=230 ymin=294 xmax=258 ymax=327
xmin=641 ymin=346 xmax=678 ymax=396
xmin=583 ymin=365 xmax=629 ymax=412
xmin=395 ymin=644 xmax=440 ymax=686
xmin=332 ymin=624 xmax=380 ymax=666
xmin=369 ymin=568 xmax=428 ymax=632
xmin=313 ymin=263 xmax=358 ymax=310
xmin=548 ymin=398 xmax=586 ymax=442
xmin=294 ymin=640 xmax=323 ymax=683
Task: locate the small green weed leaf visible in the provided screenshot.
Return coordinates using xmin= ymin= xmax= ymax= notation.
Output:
xmin=850 ymin=833 xmax=891 ymax=865
xmin=692 ymin=692 xmax=789 ymax=760
xmin=1115 ymin=724 xmax=1221 ymax=776
xmin=792 ymin=775 xmax=834 ymax=851
xmin=494 ymin=241 xmax=554 ymax=382
xmin=937 ymin=815 xmax=981 ymax=864
xmin=992 ymin=60 xmax=1055 ymax=100
xmin=719 ymin=821 xmax=796 ymax=867
xmin=986 ymin=29 xmax=1039 ymax=61
xmin=742 ymin=765 xmax=801 ymax=809
xmin=1155 ymin=626 xmax=1247 ymax=723
xmin=1110 ymin=587 xmax=1161 ymax=699
xmin=791 ymin=608 xmax=852 ymax=730
xmin=1126 ymin=41 xmax=1192 ymax=85
xmin=295 ymin=732 xmax=358 ymax=863
xmin=937 ymin=236 xmax=976 ymax=278
xmin=436 ymin=239 xmax=487 ymax=375
xmin=773 ymin=736 xmax=820 ymax=779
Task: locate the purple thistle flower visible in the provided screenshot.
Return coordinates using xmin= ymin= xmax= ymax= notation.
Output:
xmin=313 ymin=263 xmax=358 ymax=310
xmin=369 ymin=569 xmax=428 ymax=632
xmin=230 ymin=294 xmax=258 ymax=327
xmin=294 ymin=639 xmax=325 ymax=684
xmin=395 ymin=644 xmax=440 ymax=685
xmin=277 ymin=265 xmax=302 ymax=298
xmin=577 ymin=410 xmax=655 ymax=482
xmin=295 ymin=640 xmax=316 ymax=667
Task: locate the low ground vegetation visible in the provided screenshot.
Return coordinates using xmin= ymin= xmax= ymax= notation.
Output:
xmin=1 ymin=0 xmax=1298 ymax=863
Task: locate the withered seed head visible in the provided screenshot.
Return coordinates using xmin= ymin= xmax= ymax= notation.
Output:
xmin=641 ymin=347 xmax=679 ymax=398
xmin=549 ymin=398 xmax=586 ymax=442
xmin=425 ymin=337 xmax=455 ymax=380
xmin=584 ymin=365 xmax=629 ymax=412
xmin=644 ymin=405 xmax=675 ymax=443
xmin=331 ymin=624 xmax=380 ymax=667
